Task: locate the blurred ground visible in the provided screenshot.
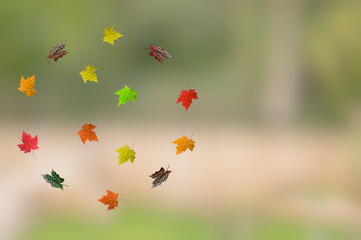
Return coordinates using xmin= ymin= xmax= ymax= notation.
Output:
xmin=0 ymin=121 xmax=360 ymax=239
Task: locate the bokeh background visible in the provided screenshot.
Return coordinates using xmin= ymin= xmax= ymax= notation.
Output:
xmin=1 ymin=0 xmax=361 ymax=239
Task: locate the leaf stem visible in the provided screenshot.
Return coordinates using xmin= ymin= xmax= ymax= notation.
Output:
xmin=130 ymin=142 xmax=136 ymax=149
xmin=188 ymin=132 xmax=195 ymax=139
xmin=31 ymin=150 xmax=36 ymax=159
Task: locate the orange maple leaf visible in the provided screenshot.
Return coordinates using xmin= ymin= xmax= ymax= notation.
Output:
xmin=77 ymin=123 xmax=99 ymax=144
xmin=172 ymin=135 xmax=196 ymax=155
xmin=98 ymin=190 xmax=119 ymax=210
xmin=18 ymin=75 xmax=37 ymax=98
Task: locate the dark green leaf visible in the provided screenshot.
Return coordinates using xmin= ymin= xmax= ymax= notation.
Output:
xmin=42 ymin=169 xmax=66 ymax=190
xmin=51 ymin=169 xmax=64 ymax=183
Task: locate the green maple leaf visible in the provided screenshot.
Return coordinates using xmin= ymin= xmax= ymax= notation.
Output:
xmin=115 ymin=85 xmax=138 ymax=106
xmin=42 ymin=169 xmax=67 ymax=190
xmin=116 ymin=144 xmax=136 ymax=165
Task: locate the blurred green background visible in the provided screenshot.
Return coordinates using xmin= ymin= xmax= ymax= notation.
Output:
xmin=1 ymin=0 xmax=361 ymax=239
xmin=0 ymin=0 xmax=361 ymax=124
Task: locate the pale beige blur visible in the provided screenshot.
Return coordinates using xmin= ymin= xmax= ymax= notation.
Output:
xmin=1 ymin=120 xmax=361 ymax=239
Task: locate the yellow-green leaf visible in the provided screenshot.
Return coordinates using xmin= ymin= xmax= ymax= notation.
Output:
xmin=79 ymin=65 xmax=98 ymax=84
xmin=103 ymin=26 xmax=122 ymax=45
xmin=116 ymin=145 xmax=136 ymax=165
xmin=115 ymin=85 xmax=138 ymax=106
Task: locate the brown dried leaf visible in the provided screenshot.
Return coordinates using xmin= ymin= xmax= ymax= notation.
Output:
xmin=150 ymin=166 xmax=172 ymax=188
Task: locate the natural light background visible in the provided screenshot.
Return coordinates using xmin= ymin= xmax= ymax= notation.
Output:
xmin=0 ymin=0 xmax=361 ymax=239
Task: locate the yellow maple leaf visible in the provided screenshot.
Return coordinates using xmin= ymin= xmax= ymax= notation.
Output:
xmin=18 ymin=75 xmax=37 ymax=98
xmin=79 ymin=65 xmax=98 ymax=83
xmin=172 ymin=135 xmax=195 ymax=155
xmin=103 ymin=26 xmax=122 ymax=45
xmin=116 ymin=144 xmax=136 ymax=165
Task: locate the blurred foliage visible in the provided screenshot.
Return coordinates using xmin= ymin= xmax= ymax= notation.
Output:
xmin=249 ymin=219 xmax=358 ymax=240
xmin=303 ymin=0 xmax=361 ymax=122
xmin=0 ymin=0 xmax=360 ymax=123
xmin=0 ymin=0 xmax=238 ymax=122
xmin=16 ymin=206 xmax=226 ymax=240
xmin=16 ymin=206 xmax=358 ymax=240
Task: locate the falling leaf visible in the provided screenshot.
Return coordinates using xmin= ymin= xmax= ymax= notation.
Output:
xmin=77 ymin=123 xmax=99 ymax=144
xmin=116 ymin=144 xmax=136 ymax=165
xmin=98 ymin=189 xmax=119 ymax=210
xmin=176 ymin=89 xmax=198 ymax=111
xmin=150 ymin=166 xmax=172 ymax=188
xmin=42 ymin=169 xmax=67 ymax=190
xmin=172 ymin=135 xmax=195 ymax=154
xmin=18 ymin=75 xmax=37 ymax=98
xmin=46 ymin=41 xmax=68 ymax=63
xmin=79 ymin=65 xmax=98 ymax=83
xmin=115 ymin=85 xmax=138 ymax=106
xmin=146 ymin=44 xmax=172 ymax=64
xmin=103 ymin=26 xmax=122 ymax=45
xmin=17 ymin=130 xmax=39 ymax=154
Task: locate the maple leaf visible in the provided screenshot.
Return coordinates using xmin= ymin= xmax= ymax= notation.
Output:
xmin=42 ymin=169 xmax=67 ymax=190
xmin=79 ymin=65 xmax=98 ymax=83
xmin=18 ymin=75 xmax=37 ymax=98
xmin=172 ymin=135 xmax=195 ymax=155
xmin=103 ymin=26 xmax=122 ymax=45
xmin=46 ymin=41 xmax=68 ymax=63
xmin=98 ymin=189 xmax=119 ymax=210
xmin=115 ymin=85 xmax=138 ymax=106
xmin=150 ymin=166 xmax=172 ymax=188
xmin=116 ymin=144 xmax=136 ymax=165
xmin=176 ymin=89 xmax=198 ymax=111
xmin=146 ymin=44 xmax=172 ymax=64
xmin=77 ymin=123 xmax=99 ymax=144
xmin=17 ymin=130 xmax=39 ymax=153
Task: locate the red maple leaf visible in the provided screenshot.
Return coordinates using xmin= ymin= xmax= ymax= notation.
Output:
xmin=146 ymin=44 xmax=172 ymax=64
xmin=17 ymin=131 xmax=39 ymax=153
xmin=176 ymin=89 xmax=198 ymax=111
